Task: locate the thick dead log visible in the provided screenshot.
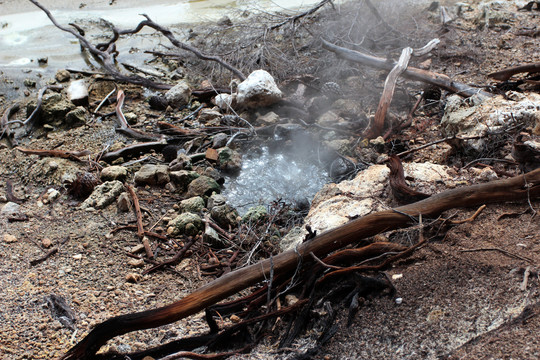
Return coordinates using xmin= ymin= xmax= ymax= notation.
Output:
xmin=321 ymin=39 xmax=492 ymax=98
xmin=60 ymin=168 xmax=540 ymax=360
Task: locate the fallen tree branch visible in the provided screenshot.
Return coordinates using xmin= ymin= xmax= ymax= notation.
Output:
xmin=97 ymin=14 xmax=246 ymax=81
xmin=16 ymin=147 xmax=91 ymax=162
xmin=269 ymin=0 xmax=334 ymax=30
xmin=488 ymin=62 xmax=540 ymax=81
xmin=60 ymin=168 xmax=540 ymax=359
xmin=29 ymin=0 xmax=171 ymax=90
xmin=99 ymin=140 xmax=168 ymax=163
xmin=0 ymin=103 xmax=20 ymax=147
xmin=321 ymin=39 xmax=492 ymax=98
xmin=368 ymin=39 xmax=440 ymax=138
xmin=115 ymin=90 xmax=164 ymax=140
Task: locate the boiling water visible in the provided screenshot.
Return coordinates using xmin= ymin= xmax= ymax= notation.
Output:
xmin=222 ymin=145 xmax=330 ymax=214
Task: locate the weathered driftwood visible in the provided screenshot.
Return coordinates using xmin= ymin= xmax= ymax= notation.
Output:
xmin=61 ymin=168 xmax=540 ymax=360
xmin=321 ymin=39 xmax=492 ymax=98
xmin=369 ymin=39 xmax=440 ymax=138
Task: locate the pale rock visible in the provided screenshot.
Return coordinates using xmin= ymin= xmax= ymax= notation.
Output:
xmin=303 ymin=163 xmax=455 ymax=236
xmin=128 ymin=259 xmax=145 ymax=268
xmin=81 ymin=180 xmax=124 ymax=209
xmin=213 ymin=93 xmax=236 ymax=110
xmin=207 ymin=194 xmax=227 ymax=209
xmin=165 ymin=80 xmax=191 ymax=108
xmin=402 ymin=162 xmax=455 ymax=183
xmin=186 ymin=175 xmax=220 ymax=197
xmin=236 ymin=70 xmax=282 ymax=108
xmin=203 ymin=226 xmax=224 ymax=248
xmin=257 ymin=111 xmax=280 ymax=125
xmin=67 ymin=79 xmax=89 ymax=106
xmin=279 ymin=226 xmax=308 ymax=252
xmin=130 ymin=244 xmax=145 ymax=254
xmin=42 ymin=238 xmax=53 ymax=248
xmin=1 ymin=202 xmax=21 ymax=215
xmin=212 ymin=133 xmax=229 ymax=148
xmin=101 ymin=166 xmax=128 ymax=182
xmin=441 ymin=93 xmax=540 ymax=152
xmin=125 ymin=273 xmax=142 ymax=283
xmin=316 ymin=110 xmax=341 ymax=127
xmin=55 ymin=69 xmax=70 ymax=82
xmin=134 ymin=165 xmax=170 ymax=186
xmin=65 ymin=107 xmax=88 ymax=127
xmin=3 ymin=234 xmax=17 ymax=243
xmin=117 ymin=192 xmax=131 ymax=212
xmin=198 ymin=108 xmax=222 ymax=123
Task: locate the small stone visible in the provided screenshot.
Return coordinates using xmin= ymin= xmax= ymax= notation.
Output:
xmin=236 ymin=70 xmax=282 ymax=108
xmin=1 ymin=202 xmax=21 ymax=215
xmin=167 ymin=212 xmax=203 ymax=236
xmin=117 ymin=192 xmax=132 ymax=212
xmin=210 ymin=204 xmax=239 ymax=229
xmin=134 ymin=165 xmax=170 ymax=186
xmin=73 ymin=254 xmax=83 ymax=260
xmin=207 ymin=193 xmax=226 ymax=209
xmin=67 ymin=79 xmax=89 ymax=106
xmin=285 ymin=294 xmax=299 ymax=306
xmin=186 ymin=175 xmax=221 ymax=197
xmin=37 ymin=57 xmax=48 ymax=65
xmin=395 ymin=297 xmax=403 ymax=305
xmin=165 ymin=80 xmax=191 ymax=108
xmin=128 ymin=259 xmax=145 ymax=268
xmin=198 ymin=109 xmax=222 ymax=123
xmin=242 ymin=205 xmax=267 ymax=223
xmin=213 ymin=93 xmax=236 ymax=110
xmin=203 ymin=226 xmax=224 ymax=248
xmin=24 ymin=78 xmax=36 ymax=87
xmin=101 ymin=166 xmax=128 ymax=182
xmin=46 ymin=188 xmax=60 ymax=202
xmin=3 ymin=234 xmax=17 ymax=243
xmin=124 ymin=112 xmax=138 ymax=125
xmin=217 ymin=16 xmax=233 ymax=26
xmin=179 ymin=196 xmax=205 ymax=213
xmin=42 ymin=238 xmax=53 ymax=248
xmin=212 ymin=133 xmax=228 ymax=148
xmin=55 ymin=69 xmax=71 ymax=82
xmin=230 ymin=314 xmax=241 ymax=323
xmin=217 ymin=147 xmax=242 ymax=174
xmin=81 ymin=181 xmax=124 ymax=210
xmin=257 ymin=111 xmax=280 ymax=125
xmin=125 ymin=273 xmax=142 ymax=283
xmin=130 ymin=244 xmax=145 ymax=254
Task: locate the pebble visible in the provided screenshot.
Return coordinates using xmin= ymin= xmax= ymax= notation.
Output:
xmin=125 ymin=273 xmax=142 ymax=283
xmin=128 ymin=259 xmax=145 ymax=268
xmin=3 ymin=234 xmax=18 ymax=243
xmin=73 ymin=254 xmax=83 ymax=260
xmin=42 ymin=238 xmax=53 ymax=248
